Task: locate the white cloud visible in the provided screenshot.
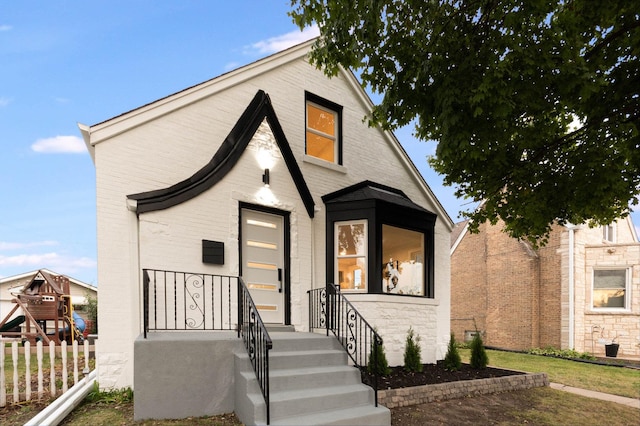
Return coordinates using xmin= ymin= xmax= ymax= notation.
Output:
xmin=31 ymin=135 xmax=86 ymax=154
xmin=247 ymin=25 xmax=319 ymax=55
xmin=0 ymin=252 xmax=96 ymax=271
xmin=0 ymin=241 xmax=58 ymax=251
xmin=0 ymin=25 xmax=12 ymax=32
xmin=223 ymin=61 xmax=241 ymax=72
xmin=0 ymin=97 xmax=11 ymax=107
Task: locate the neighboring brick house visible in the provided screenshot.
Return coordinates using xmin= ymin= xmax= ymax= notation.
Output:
xmin=451 ymin=216 xmax=640 ymax=358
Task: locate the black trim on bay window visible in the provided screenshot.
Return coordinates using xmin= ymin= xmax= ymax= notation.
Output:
xmin=322 ymin=181 xmax=437 ymax=297
xmin=305 ymin=91 xmax=343 ymax=165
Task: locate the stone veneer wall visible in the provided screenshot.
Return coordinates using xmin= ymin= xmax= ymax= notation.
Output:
xmin=378 ymin=372 xmax=549 ymax=408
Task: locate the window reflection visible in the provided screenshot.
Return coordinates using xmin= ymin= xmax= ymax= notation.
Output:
xmin=382 ymin=225 xmax=424 ymax=295
xmin=336 ymin=221 xmax=367 ymax=291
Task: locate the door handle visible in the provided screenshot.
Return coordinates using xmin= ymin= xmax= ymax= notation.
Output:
xmin=278 ymin=268 xmax=283 ymax=292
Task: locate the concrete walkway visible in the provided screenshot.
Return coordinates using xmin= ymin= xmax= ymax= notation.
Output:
xmin=550 ymin=383 xmax=640 ymax=409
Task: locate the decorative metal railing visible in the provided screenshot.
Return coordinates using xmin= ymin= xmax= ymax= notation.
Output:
xmin=308 ymin=284 xmax=382 ymax=407
xmin=237 ymin=277 xmax=272 ymax=425
xmin=142 ymin=269 xmax=236 ymax=338
xmin=141 ymin=270 xmax=271 ymax=423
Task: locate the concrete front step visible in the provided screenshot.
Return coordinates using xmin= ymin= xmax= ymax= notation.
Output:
xmin=270 ymin=383 xmax=374 ymax=420
xmin=269 ymin=365 xmax=361 ymax=391
xmin=272 ymin=404 xmax=391 ymax=426
xmin=269 ymin=332 xmax=344 ymax=352
xmin=235 ymin=332 xmax=390 ymax=426
xmin=269 ymin=349 xmax=347 ymax=369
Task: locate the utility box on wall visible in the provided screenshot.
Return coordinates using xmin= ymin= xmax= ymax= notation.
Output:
xmin=202 ymin=240 xmax=224 ymax=265
xmin=464 ymin=330 xmax=480 ymax=342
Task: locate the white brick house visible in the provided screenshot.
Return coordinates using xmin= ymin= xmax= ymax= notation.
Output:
xmin=80 ymin=40 xmax=452 ymax=419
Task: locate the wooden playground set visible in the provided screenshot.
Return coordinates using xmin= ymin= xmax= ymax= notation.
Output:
xmin=0 ymin=270 xmax=85 ymax=344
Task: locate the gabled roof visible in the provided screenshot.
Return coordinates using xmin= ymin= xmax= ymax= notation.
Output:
xmin=127 ymin=90 xmax=315 ymax=218
xmin=79 ymin=38 xmax=453 ymax=229
xmin=323 ymin=180 xmax=435 ymax=217
xmin=0 ymin=268 xmax=97 ymax=292
xmin=450 ymin=220 xmax=469 ymax=252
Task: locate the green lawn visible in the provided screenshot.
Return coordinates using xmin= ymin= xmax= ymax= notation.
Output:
xmin=460 ymin=348 xmax=640 ymax=399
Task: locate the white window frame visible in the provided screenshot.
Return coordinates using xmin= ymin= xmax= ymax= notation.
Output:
xmin=335 ymin=219 xmax=368 ymax=292
xmin=591 ymin=267 xmax=630 ymax=311
xmin=602 ymin=223 xmax=616 ymax=243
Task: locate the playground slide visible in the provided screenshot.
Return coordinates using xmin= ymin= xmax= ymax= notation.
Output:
xmin=73 ymin=311 xmax=86 ymax=332
xmin=46 ymin=312 xmax=86 ymax=340
xmin=0 ymin=315 xmax=26 ymax=332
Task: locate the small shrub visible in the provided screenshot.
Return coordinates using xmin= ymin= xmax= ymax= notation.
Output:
xmin=470 ymin=331 xmax=488 ymax=369
xmin=527 ymin=346 xmax=595 ymax=360
xmin=368 ymin=336 xmax=391 ymax=376
xmin=86 ymin=383 xmax=133 ymax=403
xmin=444 ymin=332 xmax=462 ymax=371
xmin=403 ymin=327 xmax=423 ymax=372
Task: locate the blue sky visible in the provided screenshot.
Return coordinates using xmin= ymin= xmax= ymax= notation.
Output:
xmin=1 ymin=2 xmax=637 ymax=285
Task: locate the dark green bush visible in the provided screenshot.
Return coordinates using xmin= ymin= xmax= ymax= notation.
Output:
xmin=470 ymin=331 xmax=489 ymax=369
xmin=368 ymin=337 xmax=391 ymax=376
xmin=444 ymin=332 xmax=462 ymax=371
xmin=403 ymin=327 xmax=423 ymax=372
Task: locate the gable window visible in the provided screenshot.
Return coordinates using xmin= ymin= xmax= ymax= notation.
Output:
xmin=602 ymin=224 xmax=615 ymax=242
xmin=305 ymin=92 xmax=342 ymax=164
xmin=336 ymin=220 xmax=367 ymax=291
xmin=592 ymin=269 xmax=629 ymax=309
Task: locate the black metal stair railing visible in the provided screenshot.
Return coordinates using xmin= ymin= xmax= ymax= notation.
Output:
xmin=308 ymin=283 xmax=383 ymax=407
xmin=142 ymin=269 xmax=236 ymax=338
xmin=238 ymin=277 xmax=273 ymax=425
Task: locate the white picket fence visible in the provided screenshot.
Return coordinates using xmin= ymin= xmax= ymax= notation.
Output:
xmin=0 ymin=340 xmax=94 ymax=407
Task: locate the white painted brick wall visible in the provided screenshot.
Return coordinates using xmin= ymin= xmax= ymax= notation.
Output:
xmin=90 ymin=52 xmax=451 ymax=389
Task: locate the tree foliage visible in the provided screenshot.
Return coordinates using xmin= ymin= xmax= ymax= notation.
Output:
xmin=291 ymin=0 xmax=640 ymax=243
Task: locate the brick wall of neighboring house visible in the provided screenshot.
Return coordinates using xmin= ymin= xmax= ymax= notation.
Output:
xmin=452 ymin=221 xmax=545 ymax=350
xmin=537 ymin=226 xmax=564 ymax=349
xmin=485 ymin=222 xmax=539 ymax=350
xmin=450 ymin=222 xmax=487 ymax=344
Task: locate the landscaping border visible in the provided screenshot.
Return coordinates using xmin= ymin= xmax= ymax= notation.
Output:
xmin=378 ymin=372 xmax=548 ymax=408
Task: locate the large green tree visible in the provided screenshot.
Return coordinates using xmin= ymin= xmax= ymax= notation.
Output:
xmin=291 ymin=0 xmax=640 ymax=243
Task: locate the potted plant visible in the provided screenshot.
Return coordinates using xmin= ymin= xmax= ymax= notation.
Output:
xmin=604 ymin=333 xmax=619 ymax=358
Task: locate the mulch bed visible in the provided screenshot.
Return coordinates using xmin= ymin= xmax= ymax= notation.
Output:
xmin=364 ymin=361 xmax=523 ymax=389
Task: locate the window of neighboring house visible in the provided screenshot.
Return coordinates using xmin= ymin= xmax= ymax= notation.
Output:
xmin=592 ymin=269 xmax=629 ymax=309
xmin=335 ymin=220 xmax=367 ymax=291
xmin=603 ymin=223 xmax=615 ymax=242
xmin=382 ymin=224 xmax=425 ymax=296
xmin=305 ymin=92 xmax=342 ymax=164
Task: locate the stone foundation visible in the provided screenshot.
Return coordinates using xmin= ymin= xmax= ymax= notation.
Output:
xmin=378 ymin=372 xmax=549 ymax=408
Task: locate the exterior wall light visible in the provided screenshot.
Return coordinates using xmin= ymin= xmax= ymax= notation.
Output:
xmin=262 ymin=168 xmax=270 ymax=187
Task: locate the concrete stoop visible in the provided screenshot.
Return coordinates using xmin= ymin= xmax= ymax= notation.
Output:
xmin=235 ymin=332 xmax=391 ymax=425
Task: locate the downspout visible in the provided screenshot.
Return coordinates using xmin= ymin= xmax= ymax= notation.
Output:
xmin=567 ymin=224 xmax=576 ymax=350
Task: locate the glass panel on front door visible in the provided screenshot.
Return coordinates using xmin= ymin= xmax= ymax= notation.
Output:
xmin=241 ymin=209 xmax=285 ymax=323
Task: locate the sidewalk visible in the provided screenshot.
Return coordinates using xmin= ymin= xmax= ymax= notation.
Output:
xmin=550 ymin=382 xmax=640 ymax=409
